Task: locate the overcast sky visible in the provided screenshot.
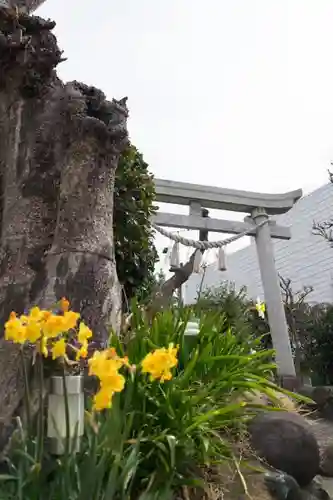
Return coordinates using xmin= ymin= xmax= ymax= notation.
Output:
xmin=38 ymin=0 xmax=333 ymax=265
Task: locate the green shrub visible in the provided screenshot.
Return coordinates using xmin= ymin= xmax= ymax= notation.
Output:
xmin=304 ymin=304 xmax=333 ymax=384
xmin=195 ymin=282 xmax=271 ymax=349
xmin=114 ymin=145 xmax=158 ymax=305
xmin=0 ymin=306 xmax=295 ymax=500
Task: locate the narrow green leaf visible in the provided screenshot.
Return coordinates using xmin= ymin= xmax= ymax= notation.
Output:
xmin=185 ymin=403 xmax=247 ymax=433
xmin=0 ymin=475 xmax=17 ymax=482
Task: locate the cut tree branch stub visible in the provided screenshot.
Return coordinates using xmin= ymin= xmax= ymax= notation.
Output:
xmin=149 ymin=208 xmax=209 ymax=316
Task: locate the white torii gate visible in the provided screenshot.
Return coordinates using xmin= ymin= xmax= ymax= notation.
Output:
xmin=152 ymin=178 xmax=303 ymax=390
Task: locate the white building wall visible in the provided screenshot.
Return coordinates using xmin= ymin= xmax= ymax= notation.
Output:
xmin=184 ymin=183 xmax=333 ymax=305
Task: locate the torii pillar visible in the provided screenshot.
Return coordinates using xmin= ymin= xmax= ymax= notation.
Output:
xmin=252 ymin=208 xmax=297 ymax=390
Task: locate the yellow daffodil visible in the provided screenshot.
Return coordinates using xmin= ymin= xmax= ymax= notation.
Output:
xmin=77 ymin=322 xmax=93 ymax=344
xmin=60 ymin=297 xmax=70 ymax=313
xmin=93 ymin=387 xmax=113 ymax=412
xmin=141 ymin=343 xmax=178 ymax=382
xmin=255 ymin=298 xmax=266 ymax=319
xmin=62 ymin=311 xmax=80 ymax=331
xmin=5 ymin=312 xmax=23 ymax=342
xmin=28 ymin=306 xmax=45 ymax=321
xmin=100 ymin=370 xmax=125 ymax=392
xmin=25 ymin=322 xmax=42 ymax=343
xmin=76 ymin=340 xmax=88 ymax=360
xmin=105 ymin=348 xmax=130 ymax=368
xmin=108 ymin=348 xmax=117 ymax=357
xmin=51 ymin=338 xmax=67 ymax=360
xmin=21 ymin=308 xmax=46 ymax=343
xmin=43 ymin=315 xmax=66 ymax=338
xmin=91 ymin=368 xmax=125 ymax=411
xmin=88 ymin=348 xmax=128 ymax=411
xmin=5 ymin=312 xmax=27 ymax=344
xmin=88 ymin=350 xmax=107 ymax=377
xmin=88 ymin=350 xmax=124 ymax=380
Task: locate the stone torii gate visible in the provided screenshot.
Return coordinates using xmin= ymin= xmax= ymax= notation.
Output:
xmin=152 ymin=178 xmax=303 ymax=390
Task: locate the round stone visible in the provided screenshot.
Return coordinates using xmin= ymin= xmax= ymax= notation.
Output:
xmin=249 ymin=411 xmax=320 ymax=487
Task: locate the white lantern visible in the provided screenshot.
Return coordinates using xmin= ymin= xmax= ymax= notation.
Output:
xmin=47 ymin=375 xmax=84 ymax=455
xmin=184 ymin=319 xmax=200 ymax=337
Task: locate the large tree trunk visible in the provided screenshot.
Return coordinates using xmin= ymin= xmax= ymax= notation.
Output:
xmin=0 ymin=11 xmax=128 ymax=450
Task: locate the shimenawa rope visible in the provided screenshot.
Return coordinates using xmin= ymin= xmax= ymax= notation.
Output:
xmin=151 ymin=218 xmax=268 ymax=250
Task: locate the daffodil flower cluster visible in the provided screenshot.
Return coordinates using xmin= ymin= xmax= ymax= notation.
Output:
xmin=88 ymin=348 xmax=129 ymax=411
xmin=88 ymin=343 xmax=179 ymax=411
xmin=141 ymin=343 xmax=178 ymax=382
xmin=4 ymin=303 xmax=180 ymax=413
xmin=4 ymin=299 xmax=92 ymax=361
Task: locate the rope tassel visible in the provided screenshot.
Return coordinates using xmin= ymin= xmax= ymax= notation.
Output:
xmin=192 ymin=249 xmax=202 ymax=273
xmin=217 ymin=247 xmax=226 ymax=271
xmin=170 ymin=242 xmax=180 ymax=268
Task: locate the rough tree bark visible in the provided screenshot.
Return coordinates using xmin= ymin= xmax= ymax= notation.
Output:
xmin=0 ymin=10 xmax=128 ymax=450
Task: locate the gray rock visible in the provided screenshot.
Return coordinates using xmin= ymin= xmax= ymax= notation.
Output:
xmin=321 ymin=445 xmax=333 ymax=477
xmin=264 ymin=473 xmax=332 ymax=500
xmin=264 ymin=471 xmax=303 ymax=500
xmin=312 ymin=388 xmax=333 ymax=408
xmin=249 ymin=412 xmax=320 ymax=487
xmin=304 ymin=387 xmax=333 ymax=420
xmin=320 ymin=477 xmax=333 ymax=499
xmin=302 ymin=477 xmax=331 ymax=500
